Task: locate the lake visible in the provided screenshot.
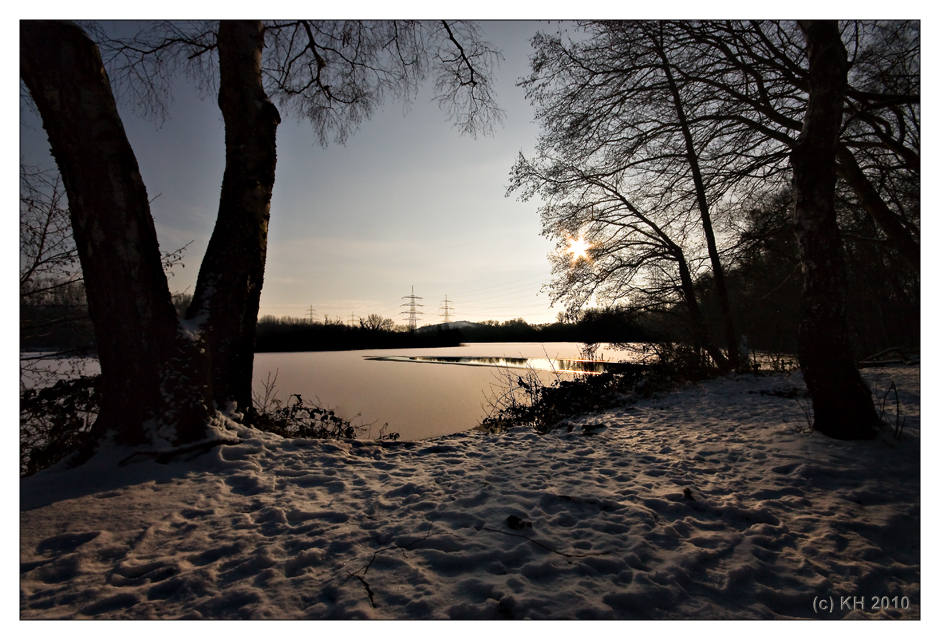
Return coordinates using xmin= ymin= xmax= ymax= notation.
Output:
xmin=252 ymin=342 xmax=644 ymax=440
xmin=21 ymin=342 xmax=646 ymax=442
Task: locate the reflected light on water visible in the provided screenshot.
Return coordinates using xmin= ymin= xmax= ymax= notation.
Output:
xmin=364 ymin=355 xmax=619 ymax=374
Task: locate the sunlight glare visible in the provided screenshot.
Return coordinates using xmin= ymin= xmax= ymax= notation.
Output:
xmin=565 ymin=234 xmax=593 ymax=264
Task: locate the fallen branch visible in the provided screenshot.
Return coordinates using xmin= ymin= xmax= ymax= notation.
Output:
xmin=347 ymin=523 xmax=435 ymax=608
xmin=347 ymin=573 xmax=376 ymax=608
xmin=877 ymin=381 xmax=906 ymax=441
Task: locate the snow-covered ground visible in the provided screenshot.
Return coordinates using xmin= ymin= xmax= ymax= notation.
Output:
xmin=20 ymin=366 xmax=920 ymax=619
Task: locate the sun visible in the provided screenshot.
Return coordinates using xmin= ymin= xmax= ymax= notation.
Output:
xmin=565 ymin=234 xmax=593 ymax=264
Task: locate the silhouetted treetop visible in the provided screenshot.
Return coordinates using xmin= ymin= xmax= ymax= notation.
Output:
xmin=89 ymin=20 xmax=505 ymax=144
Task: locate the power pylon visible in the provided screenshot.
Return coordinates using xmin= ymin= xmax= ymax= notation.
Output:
xmin=400 ymin=286 xmax=424 ymax=330
xmin=439 ymin=295 xmax=454 ymax=324
xmin=306 ymin=305 xmax=317 ymax=323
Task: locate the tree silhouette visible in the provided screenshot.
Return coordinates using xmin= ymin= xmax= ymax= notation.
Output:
xmin=790 ymin=21 xmax=879 ymax=439
xmin=20 ymin=20 xmax=502 ymax=452
xmin=512 ymin=20 xmax=913 ymax=435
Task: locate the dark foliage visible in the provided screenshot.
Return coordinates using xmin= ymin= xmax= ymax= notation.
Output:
xmin=20 ymin=375 xmax=100 ymax=476
xmin=20 ymin=372 xmax=399 ymax=477
xmin=479 ymin=364 xmax=646 ymax=435
xmin=247 ymin=394 xmax=399 ymax=441
xmin=255 ymin=321 xmax=464 ymax=352
xmin=694 ymin=188 xmax=918 ymax=359
xmin=479 ymin=340 xmax=732 ymax=436
xmin=459 ymin=309 xmax=650 ymax=344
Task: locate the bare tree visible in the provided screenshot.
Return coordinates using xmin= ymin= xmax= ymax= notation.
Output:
xmin=20 ymin=166 xmax=78 ymax=295
xmin=672 ymin=20 xmax=919 ymax=272
xmin=20 ymin=20 xmax=502 ymax=453
xmin=361 ymin=314 xmax=396 ymax=332
xmin=19 ymin=165 xmax=92 ymax=391
xmin=512 ymin=20 xmax=917 ymax=375
xmin=790 ymin=21 xmax=879 ymax=439
xmin=512 ymin=22 xmax=743 ymax=370
xmin=509 ymin=155 xmax=731 ymax=370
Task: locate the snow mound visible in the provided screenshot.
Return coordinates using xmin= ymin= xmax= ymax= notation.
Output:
xmin=20 ymin=366 xmax=920 ymax=619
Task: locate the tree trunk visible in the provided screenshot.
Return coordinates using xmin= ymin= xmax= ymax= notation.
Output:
xmin=21 ymin=21 xmax=211 ymax=446
xmin=791 ymin=21 xmax=879 ymax=440
xmin=656 ymin=26 xmax=741 ymax=369
xmin=675 ymin=248 xmax=732 ymax=372
xmin=185 ymin=21 xmax=281 ymax=412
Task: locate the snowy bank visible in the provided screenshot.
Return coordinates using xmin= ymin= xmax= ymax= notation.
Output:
xmin=20 ymin=366 xmax=920 ymax=619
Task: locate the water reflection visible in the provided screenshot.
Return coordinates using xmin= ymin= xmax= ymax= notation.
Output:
xmin=364 ymin=354 xmax=623 ymax=374
xmin=251 ymin=343 xmax=643 ymax=441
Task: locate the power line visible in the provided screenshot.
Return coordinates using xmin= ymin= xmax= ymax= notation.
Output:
xmin=400 ymin=286 xmax=424 ymax=330
xmin=447 ymin=272 xmax=547 ymax=297
xmin=453 ymin=283 xmax=545 ymax=304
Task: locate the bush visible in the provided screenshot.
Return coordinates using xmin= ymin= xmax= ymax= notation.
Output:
xmin=478 ymin=341 xmax=727 ymax=436
xmin=248 ymin=370 xmax=399 ymax=441
xmin=247 ymin=393 xmax=399 ymax=441
xmin=479 ymin=365 xmax=645 ymax=435
xmin=20 ymin=375 xmax=100 ymax=476
xmin=20 ymin=369 xmax=400 ymax=476
xmin=638 ymin=341 xmax=721 ymax=384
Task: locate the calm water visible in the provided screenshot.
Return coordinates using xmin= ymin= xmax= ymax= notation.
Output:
xmin=22 ymin=343 xmax=645 ymax=442
xmin=253 ymin=342 xmax=643 ymax=440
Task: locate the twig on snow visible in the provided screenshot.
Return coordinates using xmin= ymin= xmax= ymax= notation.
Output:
xmin=346 ymin=523 xmax=435 ymax=607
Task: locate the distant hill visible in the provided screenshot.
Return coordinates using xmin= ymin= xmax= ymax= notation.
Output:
xmin=414 ymin=321 xmax=482 ymax=334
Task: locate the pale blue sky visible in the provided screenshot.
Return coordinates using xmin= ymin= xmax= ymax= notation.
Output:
xmin=19 ymin=20 xmax=565 ymax=326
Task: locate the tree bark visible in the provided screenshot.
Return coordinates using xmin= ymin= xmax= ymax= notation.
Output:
xmin=185 ymin=21 xmax=281 ymax=412
xmin=21 ymin=21 xmax=211 ymax=446
xmin=791 ymin=21 xmax=879 ymax=440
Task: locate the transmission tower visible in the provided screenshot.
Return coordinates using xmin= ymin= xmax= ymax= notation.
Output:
xmin=400 ymin=286 xmax=424 ymax=330
xmin=305 ymin=305 xmax=316 ymax=323
xmin=439 ymin=295 xmax=454 ymax=324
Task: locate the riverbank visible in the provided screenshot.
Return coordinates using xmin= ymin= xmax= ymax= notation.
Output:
xmin=20 ymin=365 xmax=920 ymax=619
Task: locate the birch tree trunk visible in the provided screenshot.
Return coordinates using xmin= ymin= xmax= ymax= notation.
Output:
xmin=185 ymin=21 xmax=281 ymax=412
xmin=20 ymin=21 xmax=211 ymax=446
xmin=791 ymin=21 xmax=879 ymax=440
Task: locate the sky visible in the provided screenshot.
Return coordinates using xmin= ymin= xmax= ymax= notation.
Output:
xmin=18 ymin=20 xmax=569 ymax=327
xmin=13 ymin=6 xmax=933 ymax=330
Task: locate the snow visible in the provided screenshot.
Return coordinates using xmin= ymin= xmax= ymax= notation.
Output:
xmin=19 ymin=366 xmax=921 ymax=620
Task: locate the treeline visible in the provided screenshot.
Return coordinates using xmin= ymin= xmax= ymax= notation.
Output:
xmin=255 ymin=316 xmax=463 ymax=351
xmin=253 ymin=307 xmax=652 ymax=352
xmin=24 ymin=247 xmax=917 ymax=359
xmin=20 ymin=278 xmax=95 ymax=355
xmin=648 ymin=188 xmax=919 ymax=359
xmin=455 ymin=310 xmax=651 ymax=344
xmin=20 ymin=286 xmax=191 ymax=355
